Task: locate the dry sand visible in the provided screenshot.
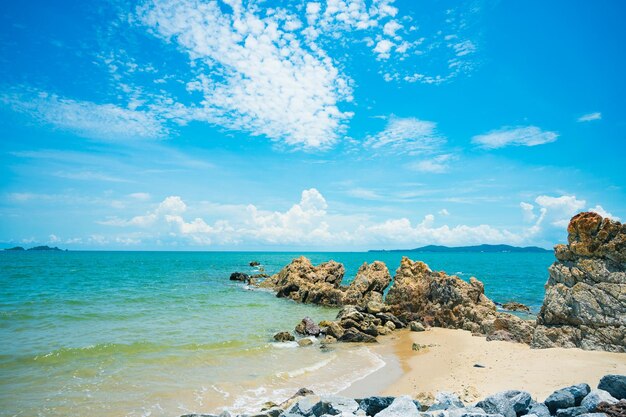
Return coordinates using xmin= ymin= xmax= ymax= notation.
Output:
xmin=371 ymin=328 xmax=626 ymax=404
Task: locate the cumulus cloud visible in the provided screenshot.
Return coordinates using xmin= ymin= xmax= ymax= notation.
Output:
xmin=472 ymin=126 xmax=558 ymax=149
xmin=99 ymin=188 xmax=532 ymax=248
xmin=0 ymin=89 xmax=167 ymax=141
xmin=577 ymin=112 xmax=601 ymax=122
xmin=588 ymin=205 xmax=620 ymax=221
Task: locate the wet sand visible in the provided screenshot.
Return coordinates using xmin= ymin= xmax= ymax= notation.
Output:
xmin=370 ymin=328 xmax=626 ymax=403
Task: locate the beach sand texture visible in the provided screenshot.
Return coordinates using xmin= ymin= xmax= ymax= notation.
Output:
xmin=379 ymin=328 xmax=626 ymax=403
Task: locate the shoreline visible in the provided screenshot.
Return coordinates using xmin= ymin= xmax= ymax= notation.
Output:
xmin=359 ymin=327 xmax=626 ymax=403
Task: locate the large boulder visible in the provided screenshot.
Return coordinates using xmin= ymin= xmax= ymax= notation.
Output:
xmin=476 ymin=390 xmax=532 ymax=417
xmin=581 ymin=389 xmax=618 ymax=412
xmin=375 ymin=395 xmax=420 ymax=417
xmin=258 ymin=257 xmax=346 ymax=306
xmin=532 ymin=212 xmax=626 ymax=352
xmin=598 ymin=375 xmax=626 ymax=400
xmin=385 ymin=257 xmax=500 ymax=335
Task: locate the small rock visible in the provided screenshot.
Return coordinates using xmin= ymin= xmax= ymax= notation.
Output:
xmin=409 ymin=321 xmax=426 ymax=332
xmin=298 ymin=338 xmax=314 ymax=347
xmin=249 ymin=261 xmax=260 ymax=267
xmin=338 ymin=328 xmax=377 ymax=343
xmin=357 ymin=396 xmax=395 ymax=416
xmin=597 ymin=400 xmax=626 ymax=417
xmin=385 ymin=321 xmax=397 ymax=331
xmin=428 ymin=391 xmax=464 ymax=411
xmin=581 ymin=389 xmax=618 ymax=412
xmin=598 ymin=375 xmax=626 ymax=400
xmin=273 ymin=331 xmax=295 ymax=342
xmin=376 ymin=395 xmax=420 ymax=417
xmin=502 ymin=301 xmax=531 ymax=313
xmin=296 ymin=317 xmax=321 ymax=337
xmin=527 ymin=401 xmax=551 ymax=417
xmin=473 ymin=364 xmax=486 ymax=368
xmin=229 ymin=272 xmax=250 ymax=282
xmin=556 ymin=406 xmax=590 ymax=417
xmin=366 ymin=301 xmax=385 ymax=314
xmin=545 ymin=390 xmax=576 ymax=414
xmin=321 ymin=335 xmax=337 ymax=344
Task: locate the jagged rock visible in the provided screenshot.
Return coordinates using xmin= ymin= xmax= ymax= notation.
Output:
xmin=357 ymin=396 xmax=395 ymax=416
xmin=338 ymin=328 xmax=377 ymax=343
xmin=296 ymin=317 xmax=321 ymax=337
xmin=230 ymin=272 xmax=250 ymax=282
xmin=532 ymin=212 xmax=626 ymax=352
xmin=428 ymin=392 xmax=464 ymax=410
xmin=581 ymin=390 xmax=618 ymax=412
xmin=319 ymin=320 xmax=345 ymax=339
xmin=258 ymin=257 xmax=346 ymax=306
xmin=343 ymin=262 xmax=392 ymax=307
xmin=249 ymin=261 xmax=260 ymax=267
xmin=410 ymin=321 xmax=426 ymax=332
xmin=597 ymin=400 xmax=626 ymax=417
xmin=385 ymin=257 xmax=498 ymax=334
xmin=556 ymin=406 xmax=590 ymax=417
xmin=528 ymin=401 xmax=551 ymax=417
xmin=545 ymin=389 xmax=576 ymax=414
xmin=375 ymin=395 xmax=420 ymax=417
xmin=375 ymin=312 xmax=406 ymax=329
xmin=502 ymin=302 xmax=531 ymax=313
xmin=476 ymin=390 xmax=531 ymax=417
xmin=598 ymin=375 xmax=626 ymax=400
xmin=273 ymin=331 xmax=295 ymax=342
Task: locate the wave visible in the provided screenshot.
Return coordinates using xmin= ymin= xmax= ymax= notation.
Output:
xmin=275 ymin=354 xmax=337 ymax=379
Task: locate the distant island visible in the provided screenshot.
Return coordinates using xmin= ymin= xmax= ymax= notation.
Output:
xmin=4 ymin=245 xmax=65 ymax=251
xmin=369 ymin=244 xmax=551 ymax=253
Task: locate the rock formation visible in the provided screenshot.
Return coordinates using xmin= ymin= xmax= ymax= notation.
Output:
xmin=342 ymin=261 xmax=392 ymax=306
xmin=532 ymin=212 xmax=626 ymax=352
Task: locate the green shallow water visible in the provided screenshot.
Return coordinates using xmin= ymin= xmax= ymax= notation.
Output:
xmin=0 ymin=251 xmax=554 ymax=416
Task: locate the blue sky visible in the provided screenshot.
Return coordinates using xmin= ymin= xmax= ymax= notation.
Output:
xmin=0 ymin=0 xmax=624 ymax=250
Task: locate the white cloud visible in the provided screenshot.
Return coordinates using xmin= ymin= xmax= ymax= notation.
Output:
xmin=1 ymin=90 xmax=167 ymax=141
xmin=522 ymin=195 xmax=586 ymax=235
xmin=373 ymin=39 xmax=395 ymax=59
xmin=137 ymin=0 xmax=353 ymax=149
xmin=365 ymin=116 xmax=446 ymax=155
xmin=346 ymin=188 xmax=383 ymax=200
xmin=129 ymin=192 xmax=151 ymax=201
xmin=520 ymin=202 xmax=536 ymax=222
xmin=53 ymin=170 xmax=130 ymax=183
xmin=588 ymin=205 xmax=620 ymax=221
xmin=408 ymin=154 xmax=454 ymax=173
xmin=577 ymin=112 xmax=601 ymax=122
xmin=99 ymin=188 xmax=532 ymax=248
xmin=472 ymin=126 xmax=558 ymax=149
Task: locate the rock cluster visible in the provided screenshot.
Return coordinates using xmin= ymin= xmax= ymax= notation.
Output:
xmin=180 ymin=375 xmax=626 ymax=417
xmin=532 ymin=212 xmax=626 ymax=352
xmin=259 ymin=257 xmax=392 ymax=309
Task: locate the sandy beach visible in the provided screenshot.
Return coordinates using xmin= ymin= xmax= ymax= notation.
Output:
xmin=355 ymin=328 xmax=626 ymax=403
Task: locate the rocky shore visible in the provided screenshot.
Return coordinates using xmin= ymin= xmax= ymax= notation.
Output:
xmin=182 ymin=374 xmax=626 ymax=417
xmin=247 ymin=212 xmax=624 ymax=353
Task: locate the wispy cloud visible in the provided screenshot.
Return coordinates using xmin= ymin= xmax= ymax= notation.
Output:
xmin=472 ymin=126 xmax=558 ymax=149
xmin=365 ymin=116 xmax=446 ymax=155
xmin=53 ymin=170 xmax=131 ymax=183
xmin=1 ymin=89 xmax=167 ymax=141
xmin=408 ymin=154 xmax=455 ymax=173
xmin=577 ymin=112 xmax=601 ymax=122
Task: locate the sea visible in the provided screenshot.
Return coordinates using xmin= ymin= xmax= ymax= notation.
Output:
xmin=0 ymin=251 xmax=555 ymax=417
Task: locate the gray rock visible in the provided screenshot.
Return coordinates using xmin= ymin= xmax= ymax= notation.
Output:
xmin=545 ymin=390 xmax=576 ymax=414
xmin=376 ymin=396 xmax=420 ymax=417
xmin=357 ymin=396 xmax=395 ymax=416
xmin=527 ymin=402 xmax=551 ymax=417
xmin=447 ymin=407 xmax=491 ymax=417
xmin=274 ymin=331 xmax=295 ymax=342
xmin=577 ymin=414 xmax=609 ymax=417
xmin=476 ymin=390 xmax=531 ymax=417
xmin=563 ymin=384 xmax=592 ymax=406
xmin=296 ymin=317 xmax=321 ymax=337
xmin=598 ymin=375 xmax=626 ymax=400
xmin=410 ymin=321 xmax=426 ymax=332
xmin=428 ymin=392 xmax=464 ymax=411
xmin=318 ymin=395 xmax=360 ymax=415
xmin=229 ymin=272 xmax=250 ymax=282
xmin=556 ymin=406 xmax=589 ymax=417
xmin=288 ymin=395 xmax=322 ymax=416
xmin=338 ymin=328 xmax=377 ymax=343
xmin=580 ymin=389 xmax=618 ymax=412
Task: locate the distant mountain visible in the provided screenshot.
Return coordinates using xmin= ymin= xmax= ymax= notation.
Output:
xmin=4 ymin=246 xmax=25 ymax=251
xmin=27 ymin=245 xmax=64 ymax=251
xmin=369 ymin=244 xmax=551 ymax=253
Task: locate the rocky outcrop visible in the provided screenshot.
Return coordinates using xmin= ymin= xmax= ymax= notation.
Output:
xmin=258 ymin=256 xmax=346 ymax=306
xmin=532 ymin=212 xmax=626 ymax=352
xmin=342 ymin=261 xmax=392 ymax=306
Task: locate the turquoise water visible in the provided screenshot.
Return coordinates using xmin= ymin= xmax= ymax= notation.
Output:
xmin=0 ymin=251 xmax=554 ymax=416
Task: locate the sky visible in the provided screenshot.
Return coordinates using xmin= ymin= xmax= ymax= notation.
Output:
xmin=0 ymin=0 xmax=624 ymax=250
